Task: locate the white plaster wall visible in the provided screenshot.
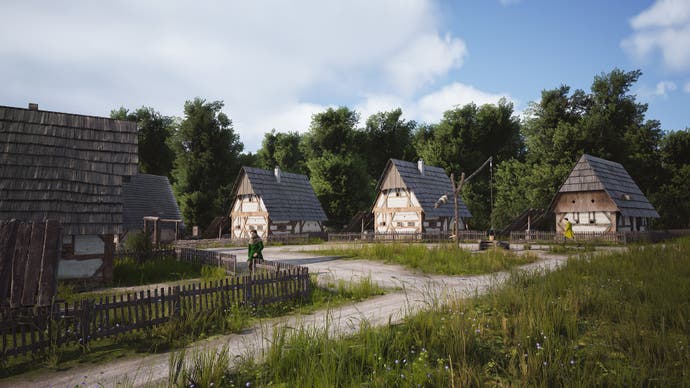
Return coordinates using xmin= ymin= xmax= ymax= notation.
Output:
xmin=74 ymin=235 xmax=104 ymax=255
xmin=57 ymin=258 xmax=102 ymax=279
xmin=302 ymin=221 xmax=321 ymax=232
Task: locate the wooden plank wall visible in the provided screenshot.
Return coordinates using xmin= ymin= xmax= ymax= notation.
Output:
xmin=0 ymin=219 xmax=61 ymax=308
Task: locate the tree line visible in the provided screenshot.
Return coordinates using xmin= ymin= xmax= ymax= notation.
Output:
xmin=112 ymin=68 xmax=690 ymax=232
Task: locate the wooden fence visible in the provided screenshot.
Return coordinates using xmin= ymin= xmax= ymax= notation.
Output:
xmin=179 ymin=248 xmax=237 ymax=275
xmin=509 ymin=229 xmax=690 ymax=244
xmin=328 ymin=231 xmax=489 ymax=243
xmin=0 ymin=265 xmax=309 ymax=360
xmin=114 ymin=248 xmax=177 ymax=263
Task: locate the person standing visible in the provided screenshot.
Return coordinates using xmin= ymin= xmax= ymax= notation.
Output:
xmin=563 ymin=217 xmax=574 ymax=241
xmin=247 ymin=229 xmax=264 ymax=272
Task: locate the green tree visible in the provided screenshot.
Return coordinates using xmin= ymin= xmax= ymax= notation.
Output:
xmin=111 ymin=106 xmax=176 ymax=177
xmin=301 ymin=107 xmax=372 ymax=228
xmin=495 ymin=68 xmax=665 ymax=230
xmin=307 ymin=152 xmax=372 ymax=228
xmin=651 ymin=129 xmax=690 ymax=228
xmin=257 ymin=130 xmax=307 ymax=174
xmin=362 ymin=108 xmax=417 ymax=179
xmin=414 ymin=99 xmax=523 ymax=229
xmin=300 ymin=107 xmax=360 ymax=159
xmin=171 ymin=98 xmax=244 ymax=229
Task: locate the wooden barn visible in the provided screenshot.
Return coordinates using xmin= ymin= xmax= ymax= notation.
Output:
xmin=229 ymin=166 xmax=327 ymax=239
xmin=554 ymin=154 xmax=659 ymax=234
xmin=0 ymin=104 xmax=138 ymax=284
xmin=372 ymin=159 xmax=472 ymax=235
xmin=121 ymin=173 xmax=183 ymax=246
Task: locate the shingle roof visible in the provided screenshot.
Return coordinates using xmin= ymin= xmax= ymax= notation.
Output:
xmin=122 ymin=174 xmax=183 ymax=231
xmin=379 ymin=159 xmax=472 ymax=218
xmin=0 ymin=105 xmax=138 ymax=235
xmin=234 ymin=167 xmax=328 ymax=221
xmin=559 ymin=154 xmax=659 ymax=218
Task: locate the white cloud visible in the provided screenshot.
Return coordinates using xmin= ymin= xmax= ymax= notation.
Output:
xmin=684 ymin=81 xmax=690 ymax=92
xmin=623 ymin=0 xmax=690 ymax=71
xmin=655 ymin=81 xmax=678 ymax=96
xmin=0 ymin=0 xmax=511 ymax=152
xmin=630 ymin=0 xmax=690 ymax=29
xmin=414 ymin=83 xmax=513 ymax=123
xmin=385 ymin=33 xmax=467 ymax=95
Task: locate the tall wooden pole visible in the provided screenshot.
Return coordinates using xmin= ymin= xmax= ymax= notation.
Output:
xmin=450 ymin=172 xmax=466 ymax=247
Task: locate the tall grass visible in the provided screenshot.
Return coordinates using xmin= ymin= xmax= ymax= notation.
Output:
xmin=219 ymin=238 xmax=690 ymax=386
xmin=112 ymin=256 xmax=203 ymax=286
xmin=315 ymin=243 xmax=538 ymax=275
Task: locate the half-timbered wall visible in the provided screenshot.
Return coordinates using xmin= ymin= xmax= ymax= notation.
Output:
xmin=231 ymin=194 xmax=269 ymax=239
xmin=373 ymin=188 xmax=423 ymax=234
xmin=554 ymin=191 xmax=651 ymax=233
xmin=57 ymin=234 xmax=114 ymax=282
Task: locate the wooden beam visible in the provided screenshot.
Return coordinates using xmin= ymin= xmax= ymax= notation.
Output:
xmin=102 ymin=234 xmax=114 ymax=284
xmin=37 ymin=220 xmax=60 ymax=306
xmin=10 ymin=221 xmax=31 ymax=308
xmin=0 ymin=220 xmax=19 ymax=304
xmin=22 ymin=222 xmax=46 ymax=306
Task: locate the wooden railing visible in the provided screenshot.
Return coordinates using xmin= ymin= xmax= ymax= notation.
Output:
xmin=114 ymin=248 xmax=177 ymax=263
xmin=179 ymin=248 xmax=237 ymax=275
xmin=328 ymin=231 xmax=488 ymax=243
xmin=0 ymin=266 xmax=309 ymax=360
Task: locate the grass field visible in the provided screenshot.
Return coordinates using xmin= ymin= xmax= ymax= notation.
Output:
xmin=312 ymin=242 xmax=539 ymax=275
xmin=1 ymin=275 xmax=383 ymax=380
xmin=183 ymin=238 xmax=690 ymax=387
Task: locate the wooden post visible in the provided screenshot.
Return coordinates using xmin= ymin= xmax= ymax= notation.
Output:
xmin=0 ymin=220 xmax=19 ymax=304
xmin=22 ymin=221 xmax=46 ymax=306
xmin=37 ymin=220 xmax=61 ymax=307
xmin=10 ymin=221 xmax=31 ymax=308
xmin=102 ymin=234 xmax=114 ymax=284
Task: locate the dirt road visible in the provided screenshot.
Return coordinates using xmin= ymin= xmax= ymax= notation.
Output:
xmin=2 ymin=247 xmax=569 ymax=387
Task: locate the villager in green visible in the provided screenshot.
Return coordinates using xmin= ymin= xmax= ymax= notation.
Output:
xmin=248 ymin=229 xmax=263 ymax=270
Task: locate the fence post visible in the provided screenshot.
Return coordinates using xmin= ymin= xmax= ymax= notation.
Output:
xmin=80 ymin=299 xmax=93 ymax=348
xmin=244 ymin=275 xmax=252 ymax=306
xmin=172 ymin=286 xmax=181 ymax=318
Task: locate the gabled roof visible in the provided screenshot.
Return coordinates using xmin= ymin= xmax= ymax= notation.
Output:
xmin=122 ymin=174 xmax=183 ymax=231
xmin=232 ymin=166 xmax=328 ymax=222
xmin=559 ymin=154 xmax=659 ymax=218
xmin=0 ymin=105 xmax=138 ymax=235
xmin=376 ymin=159 xmax=472 ymax=218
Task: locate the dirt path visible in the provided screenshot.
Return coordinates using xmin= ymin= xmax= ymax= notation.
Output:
xmin=2 ymin=248 xmax=569 ymax=388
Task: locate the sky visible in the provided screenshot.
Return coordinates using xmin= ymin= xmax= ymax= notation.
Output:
xmin=1 ymin=0 xmax=689 ymax=153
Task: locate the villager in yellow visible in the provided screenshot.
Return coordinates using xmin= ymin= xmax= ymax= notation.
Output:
xmin=563 ymin=217 xmax=574 ymax=240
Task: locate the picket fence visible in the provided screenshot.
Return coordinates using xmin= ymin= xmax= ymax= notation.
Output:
xmin=0 ymin=252 xmax=309 ymax=360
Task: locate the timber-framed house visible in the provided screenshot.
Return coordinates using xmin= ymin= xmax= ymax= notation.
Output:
xmin=554 ymin=154 xmax=659 ymax=234
xmin=229 ymin=166 xmax=327 ymax=239
xmin=372 ymin=159 xmax=472 ymax=235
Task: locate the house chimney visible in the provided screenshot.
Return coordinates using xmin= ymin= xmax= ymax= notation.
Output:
xmin=274 ymin=166 xmax=281 ymax=183
xmin=417 ymin=159 xmax=424 ymax=175
xmin=28 ymin=103 xmax=39 ymax=111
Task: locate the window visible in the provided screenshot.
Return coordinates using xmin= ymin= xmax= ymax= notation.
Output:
xmin=589 ymin=212 xmax=595 ymax=224
xmin=573 ymin=213 xmax=580 ymax=224
xmin=407 ymin=221 xmax=415 ymax=227
xmin=397 ymin=222 xmax=404 ymax=227
xmin=257 ymin=225 xmax=263 ymax=231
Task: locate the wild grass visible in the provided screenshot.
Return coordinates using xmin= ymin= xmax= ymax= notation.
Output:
xmin=314 ymin=243 xmax=538 ymax=275
xmin=218 ymin=238 xmax=690 ymax=387
xmin=1 ymin=274 xmax=385 ymax=379
xmin=112 ymin=255 xmax=204 ymax=286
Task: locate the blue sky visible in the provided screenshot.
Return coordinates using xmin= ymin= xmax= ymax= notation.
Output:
xmin=1 ymin=0 xmax=688 ymax=152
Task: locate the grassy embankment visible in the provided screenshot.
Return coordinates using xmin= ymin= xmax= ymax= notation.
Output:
xmin=313 ymin=242 xmax=539 ymax=275
xmin=174 ymin=239 xmax=690 ymax=387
